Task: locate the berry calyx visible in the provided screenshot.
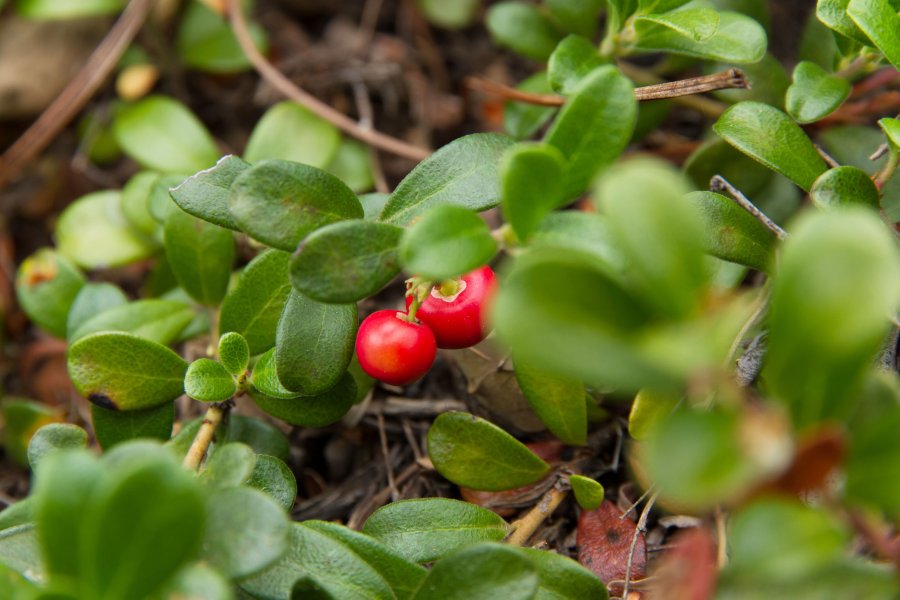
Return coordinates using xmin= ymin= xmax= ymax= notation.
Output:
xmin=405 ymin=265 xmax=497 ymax=349
xmin=355 ymin=310 xmax=437 ymax=385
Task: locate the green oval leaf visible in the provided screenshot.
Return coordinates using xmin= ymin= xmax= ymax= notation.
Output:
xmin=246 ymin=455 xmax=298 ymax=510
xmin=627 ymin=388 xmax=681 ymax=441
xmin=548 ymin=35 xmax=606 ymax=95
xmin=427 ymin=411 xmax=551 ymax=491
xmin=500 ymin=143 xmax=567 ymax=241
xmin=810 ymin=166 xmax=881 ymax=210
xmin=164 ymin=209 xmax=235 ymax=306
xmin=634 ymin=8 xmax=721 ymax=43
xmin=162 ymin=564 xmax=232 ymax=600
xmin=505 ymin=73 xmax=558 ymax=140
xmin=113 ymin=95 xmax=220 ymax=173
xmin=221 ymin=415 xmax=290 ymax=462
xmin=170 ymin=154 xmax=249 ymax=230
xmin=67 ymin=332 xmax=189 ymax=410
xmin=514 ymin=359 xmax=587 ymax=445
xmin=546 ymin=0 xmax=605 ymax=37
xmin=631 ymin=12 xmax=766 ymax=63
xmin=250 ymin=371 xmax=357 ymax=427
xmin=684 ymin=191 xmax=777 ymax=271
xmin=290 ymin=219 xmax=403 ymax=303
xmin=218 ymin=332 xmax=250 ymax=375
xmin=245 ymin=102 xmax=341 ymax=168
xmin=713 ymin=101 xmax=828 ymax=191
xmin=66 ymin=283 xmax=128 ymax=339
xmin=326 ymin=138 xmax=376 ymax=194
xmin=399 ymin=205 xmax=497 ymax=280
xmin=177 ymin=0 xmax=267 ymax=73
xmin=518 ymin=547 xmax=608 ymax=600
xmin=228 ymin=159 xmax=363 ymax=252
xmin=250 ymin=348 xmax=303 ymax=400
xmin=848 ymin=0 xmax=900 ymax=70
xmin=220 ymin=249 xmax=292 ymax=355
xmin=362 ymin=498 xmax=509 ymax=563
xmin=2 ymin=399 xmax=60 ymax=468
xmin=569 ymin=475 xmax=604 ymax=510
xmin=786 ymin=61 xmax=851 ymax=124
xmin=380 ymin=133 xmax=516 ymax=226
xmin=15 ymin=0 xmax=123 ymax=19
xmin=16 ymin=248 xmax=85 ymax=338
xmin=544 ymin=66 xmax=637 ymax=201
xmin=412 ymin=543 xmax=538 ymax=600
xmin=27 ymin=423 xmax=88 ymax=470
xmin=817 ymin=0 xmax=870 ymax=43
xmin=185 ymin=358 xmax=236 ymax=403
xmin=91 ymin=402 xmax=174 ymax=450
xmin=121 ymin=171 xmax=162 ymax=237
xmin=71 ymin=299 xmax=196 ymax=345
xmin=486 ymin=2 xmax=563 ymax=60
xmin=275 ymin=290 xmax=357 ymax=394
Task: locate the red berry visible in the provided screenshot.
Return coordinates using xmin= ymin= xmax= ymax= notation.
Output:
xmin=406 ymin=265 xmax=497 ymax=349
xmin=355 ymin=310 xmax=436 ymax=385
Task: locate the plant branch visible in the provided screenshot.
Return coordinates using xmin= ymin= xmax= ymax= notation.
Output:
xmin=0 ymin=0 xmax=156 ymax=191
xmin=226 ymin=0 xmax=431 ymax=162
xmin=622 ymin=491 xmax=658 ymax=599
xmin=711 ymin=175 xmax=788 ymax=241
xmin=505 ymin=474 xmax=570 ymax=547
xmin=619 ymin=62 xmax=734 ymax=117
xmin=182 ymin=401 xmax=231 ymax=470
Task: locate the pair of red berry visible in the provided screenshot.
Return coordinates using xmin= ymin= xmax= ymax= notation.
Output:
xmin=355 ymin=265 xmax=497 ymax=385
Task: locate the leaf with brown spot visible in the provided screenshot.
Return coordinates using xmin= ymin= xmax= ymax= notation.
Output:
xmin=647 ymin=526 xmax=717 ymax=600
xmin=577 ymin=500 xmax=646 ymax=590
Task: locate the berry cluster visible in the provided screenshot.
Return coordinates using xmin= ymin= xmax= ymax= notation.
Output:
xmin=355 ymin=266 xmax=497 ymax=385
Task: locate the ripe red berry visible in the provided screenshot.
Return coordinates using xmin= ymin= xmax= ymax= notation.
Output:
xmin=406 ymin=265 xmax=497 ymax=349
xmin=355 ymin=310 xmax=437 ymax=385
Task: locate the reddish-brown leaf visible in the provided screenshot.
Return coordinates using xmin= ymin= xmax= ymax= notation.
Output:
xmin=577 ymin=500 xmax=647 ymax=588
xmin=647 ymin=526 xmax=717 ymax=600
xmin=757 ymin=425 xmax=845 ymax=498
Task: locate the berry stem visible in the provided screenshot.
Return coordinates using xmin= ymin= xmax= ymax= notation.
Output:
xmin=404 ymin=280 xmax=432 ymax=323
xmin=438 ymin=278 xmax=460 ymax=297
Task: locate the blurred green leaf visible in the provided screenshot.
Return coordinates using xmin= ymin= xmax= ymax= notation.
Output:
xmin=548 ymin=35 xmax=606 ymax=95
xmin=817 ymin=0 xmax=870 ymax=44
xmin=121 ymin=171 xmax=162 ymax=237
xmin=879 ymin=117 xmax=900 ymax=155
xmin=810 ymin=166 xmax=880 ymax=210
xmin=848 ymin=0 xmax=900 ymax=69
xmin=218 ymin=332 xmax=250 ymax=375
xmin=363 ymin=498 xmax=509 ymax=563
xmin=628 ymin=390 xmax=679 ymax=440
xmin=486 ymin=2 xmax=563 ymax=60
xmin=361 ymin=193 xmax=391 ymax=221
xmin=546 ymin=0 xmax=605 ymax=37
xmin=427 ymin=412 xmax=551 ymax=491
xmin=250 ymin=371 xmax=357 ymax=427
xmin=66 ymin=283 xmax=128 ymax=340
xmin=684 ymin=191 xmax=777 ymax=271
xmin=185 ymin=358 xmax=236 ymax=403
xmin=16 ymin=248 xmax=84 ymax=338
xmin=246 ymin=455 xmax=297 ymax=510
xmin=399 ymin=206 xmax=497 ymax=280
xmin=799 ymin=9 xmax=839 ymax=69
xmin=0 ymin=533 xmax=41 ymax=587
xmin=162 ymin=564 xmax=232 ymax=600
xmin=569 ymin=475 xmax=604 ymax=510
xmin=325 ymin=138 xmax=375 ymax=194
xmin=27 ymin=424 xmax=87 ymax=471
xmin=1 ymin=399 xmax=60 ymax=467
xmin=91 ymin=402 xmax=174 ymax=450
xmin=710 ymin=54 xmax=789 ymax=108
xmin=164 ymin=209 xmax=235 ymax=306
xmin=412 ymin=543 xmax=538 ymax=600
xmin=501 ymin=143 xmax=567 ymax=240
xmin=290 ymin=220 xmax=402 ymax=303
xmin=170 ymin=154 xmax=249 ymax=231
xmin=72 ymin=299 xmax=195 ymax=345
xmin=67 ymin=332 xmax=189 ymax=410
xmin=113 ymin=95 xmax=219 ymax=173
xmin=518 ymin=547 xmax=608 ymax=600
xmin=416 ymin=0 xmax=479 ymax=28
xmin=221 ymin=415 xmax=290 ymax=462
xmin=685 ymin=137 xmax=773 ymax=197
xmin=245 ymin=102 xmax=340 ymax=168
xmin=228 ymin=159 xmax=362 ymax=251
xmin=529 ymin=211 xmax=623 ymax=270
xmin=637 ymin=0 xmax=691 ymax=13
xmin=14 ymin=0 xmax=123 ymax=19
xmin=514 ymin=359 xmax=587 ymax=445
xmin=147 ymin=173 xmax=189 ymax=226
xmin=504 ymin=73 xmax=558 ymax=140
xmin=177 ymin=0 xmax=267 ymax=73
xmin=634 ymin=8 xmax=721 ymax=43
xmin=631 ymin=12 xmax=766 ymax=63
xmin=786 ymin=61 xmax=850 ymax=124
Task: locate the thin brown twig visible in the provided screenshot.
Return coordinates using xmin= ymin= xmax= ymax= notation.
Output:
xmin=352 ymin=82 xmax=390 ymax=193
xmin=0 ymin=0 xmax=156 ymax=191
xmin=711 ymin=175 xmax=788 ymax=241
xmin=505 ymin=474 xmax=571 ymax=547
xmin=622 ymin=491 xmax=658 ymax=600
xmin=227 ymin=0 xmax=430 ymax=162
xmin=182 ymin=402 xmax=230 ymax=470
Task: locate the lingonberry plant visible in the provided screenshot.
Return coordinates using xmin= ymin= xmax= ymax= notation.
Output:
xmin=5 ymin=0 xmax=900 ymax=597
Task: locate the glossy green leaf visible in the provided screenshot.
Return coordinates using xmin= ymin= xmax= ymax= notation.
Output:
xmin=250 ymin=371 xmax=357 ymax=427
xmin=569 ymin=475 xmax=604 ymax=510
xmin=177 ymin=0 xmax=267 ymax=73
xmin=427 ymin=412 xmax=551 ymax=491
xmin=201 ymin=486 xmax=289 ymax=579
xmin=164 ymin=209 xmax=235 ymax=306
xmin=121 ymin=171 xmax=161 ymax=236
xmin=546 ymin=0 xmax=605 ymax=37
xmin=245 ymin=102 xmax=340 ymax=168
xmin=634 ymin=8 xmax=721 ymax=43
xmin=514 ymin=359 xmax=586 ymax=445
xmin=275 ymin=290 xmax=357 ymax=394
xmin=848 ymin=0 xmax=900 ymax=69
xmin=544 ymin=66 xmax=637 ymax=201
xmin=72 ymin=299 xmax=195 ymax=345
xmin=67 ymin=332 xmax=189 ymax=410
xmin=548 ymin=35 xmax=605 ymax=95
xmin=113 ymin=95 xmax=219 ymax=173
xmin=765 ymin=208 xmax=900 ymax=426
xmin=786 ymin=61 xmax=850 ymax=124
xmin=325 ymin=138 xmax=375 ymax=193
xmin=412 ymin=543 xmax=538 ymax=600
xmin=228 ymin=159 xmax=363 ymax=251
xmin=241 ymin=522 xmax=394 ymax=600
xmin=714 ymin=101 xmax=827 ymax=191
xmin=631 ymin=12 xmax=766 ymax=63
xmin=1 ymin=399 xmax=60 ymax=467
xmin=501 ymin=143 xmax=566 ymax=241
xmin=879 ymin=117 xmax=900 ymax=152
xmin=519 ymin=547 xmax=608 ymax=600
xmin=185 ymin=358 xmax=236 ymax=403
xmin=66 ymin=283 xmax=128 ymax=339
xmin=627 ymin=389 xmax=680 ymax=440
xmin=162 ymin=564 xmax=232 ymax=600
xmin=247 ymin=455 xmax=297 ymax=510
xmin=504 ymin=73 xmax=558 ymax=140
xmin=289 ymin=220 xmax=402 ymax=303
xmin=810 ymin=166 xmax=880 ymax=210
xmin=218 ymin=332 xmax=250 ymax=375
xmin=399 ymin=205 xmax=497 ymax=280
xmin=486 ymin=2 xmax=563 ymax=60
xmin=250 ymin=348 xmax=303 ymax=400
xmin=380 ymin=133 xmax=516 ymax=225
xmin=684 ymin=191 xmax=777 ymax=271
xmin=220 ymin=249 xmax=292 ymax=355
xmin=817 ymin=0 xmax=870 ymax=43
xmin=27 ymin=423 xmax=88 ymax=470
xmin=362 ymin=498 xmax=509 ymax=563
xmin=170 ymin=154 xmax=249 ymax=230
xmin=16 ymin=248 xmax=84 ymax=338
xmin=15 ymin=0 xmax=123 ymax=18
xmin=56 ymin=191 xmax=157 ymax=269
xmin=91 ymin=402 xmax=174 ymax=450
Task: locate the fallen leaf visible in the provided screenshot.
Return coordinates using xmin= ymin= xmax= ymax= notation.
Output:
xmin=577 ymin=499 xmax=647 ymax=590
xmin=647 ymin=526 xmax=717 ymax=600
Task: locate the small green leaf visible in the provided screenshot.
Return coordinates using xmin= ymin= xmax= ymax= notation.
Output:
xmin=786 ymin=61 xmax=851 ymax=124
xmin=546 ymin=0 xmax=605 ymax=37
xmin=67 ymin=332 xmax=189 ymax=410
xmin=275 ymin=290 xmax=357 ymax=394
xmin=548 ymin=35 xmax=606 ymax=95
xmin=504 ymin=73 xmax=558 ymax=140
xmin=634 ymin=8 xmax=721 ymax=42
xmin=16 ymin=248 xmax=85 ymax=338
xmin=250 ymin=371 xmax=357 ymax=427
xmin=170 ymin=154 xmax=249 ymax=230
xmin=201 ymin=486 xmax=289 ymax=579
xmin=380 ymin=133 xmax=516 ymax=225
xmin=518 ymin=547 xmax=608 ymax=600
xmin=56 ymin=191 xmax=157 ymax=269
xmin=362 ymin=498 xmax=509 ymax=563
xmin=201 ymin=442 xmax=256 ymax=488
xmin=416 ymin=0 xmax=479 ymax=28
xmin=544 ymin=66 xmax=637 ymax=200
xmin=66 ymin=283 xmax=128 ymax=339
xmin=220 ymin=249 xmax=292 ymax=355
xmin=399 ymin=205 xmax=497 ymax=280
xmin=326 ymin=137 xmax=375 ymax=193
xmin=121 ymin=171 xmax=162 ymax=237
xmin=848 ymin=0 xmax=900 ymax=70
xmin=250 ymin=348 xmax=303 ymax=400
xmin=218 ymin=332 xmax=250 ymax=375
xmin=71 ymin=299 xmax=195 ymax=345
xmin=185 ymin=358 xmax=236 ymax=403
xmin=514 ymin=359 xmax=587 ymax=445
xmin=569 ymin=475 xmax=604 ymax=510
xmin=500 ymin=143 xmax=567 ymax=240
xmin=245 ymin=102 xmax=341 ymax=168
xmin=631 ymin=12 xmax=766 ymax=63
xmin=91 ymin=402 xmax=174 ymax=449
xmin=246 ymin=455 xmax=297 ymax=510
xmin=627 ymin=389 xmax=681 ymax=440
xmin=164 ymin=209 xmax=235 ymax=306
xmin=486 ymin=2 xmax=564 ymax=60
xmin=427 ymin=412 xmax=551 ymax=491
xmin=810 ymin=166 xmax=880 ymax=210
xmin=113 ymin=95 xmax=219 ymax=173
xmin=879 ymin=117 xmax=900 ymax=153
xmin=684 ymin=191 xmax=777 ymax=271
xmin=817 ymin=0 xmax=870 ymax=44
xmin=290 ymin=220 xmax=403 ymax=303
xmin=713 ymin=101 xmax=828 ymax=191
xmin=412 ymin=543 xmax=538 ymax=600
xmin=27 ymin=423 xmax=88 ymax=470
xmin=228 ymin=159 xmax=363 ymax=251
xmin=177 ymin=0 xmax=267 ymax=73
